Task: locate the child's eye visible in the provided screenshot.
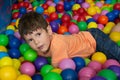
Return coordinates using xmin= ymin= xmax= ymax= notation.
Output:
xmin=37 ymin=33 xmax=41 ymax=36
xmin=28 ymin=39 xmax=33 ymax=42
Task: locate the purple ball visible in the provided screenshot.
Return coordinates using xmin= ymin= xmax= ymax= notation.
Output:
xmin=75 ymin=0 xmax=84 ymax=4
xmin=34 ymin=56 xmax=48 ymax=71
xmin=107 ymin=65 xmax=120 ymax=77
xmin=50 ymin=21 xmax=59 ymax=33
xmin=90 ymin=76 xmax=106 ymax=80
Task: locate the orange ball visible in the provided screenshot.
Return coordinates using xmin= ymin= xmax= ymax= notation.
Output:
xmin=58 ymin=26 xmax=68 ymax=34
xmin=97 ymin=15 xmax=108 ymax=25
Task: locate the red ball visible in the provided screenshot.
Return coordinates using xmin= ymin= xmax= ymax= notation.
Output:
xmin=42 ymin=3 xmax=49 ymax=10
xmin=97 ymin=15 xmax=108 ymax=25
xmin=24 ymin=2 xmax=29 ymax=8
xmin=12 ymin=4 xmax=19 ymax=10
xmin=56 ymin=4 xmax=64 ymax=12
xmin=77 ymin=15 xmax=86 ymax=22
xmin=61 ymin=22 xmax=69 ymax=27
xmin=77 ymin=8 xmax=86 ymax=14
xmin=58 ymin=26 xmax=68 ymax=34
xmin=73 ymin=10 xmax=78 ymax=16
xmin=18 ymin=2 xmax=25 ymax=8
xmin=12 ymin=12 xmax=19 ymax=19
xmin=113 ymin=3 xmax=120 ymax=10
xmin=114 ymin=18 xmax=120 ymax=24
xmin=49 ymin=12 xmax=58 ymax=21
xmin=61 ymin=14 xmax=71 ymax=23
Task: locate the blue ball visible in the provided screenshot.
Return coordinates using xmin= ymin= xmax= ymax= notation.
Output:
xmin=8 ymin=35 xmax=21 ymax=48
xmin=64 ymin=1 xmax=72 ymax=11
xmin=112 ymin=10 xmax=120 ymax=18
xmin=50 ymin=21 xmax=59 ymax=33
xmin=64 ymin=32 xmax=71 ymax=35
xmin=5 ymin=29 xmax=14 ymax=35
xmin=0 ymin=52 xmax=9 ymax=59
xmin=36 ymin=6 xmax=44 ymax=14
xmin=32 ymin=74 xmax=43 ymax=80
xmin=8 ymin=48 xmax=21 ymax=58
xmin=19 ymin=7 xmax=27 ymax=14
xmin=86 ymin=18 xmax=96 ymax=24
xmin=90 ymin=76 xmax=106 ymax=80
xmin=61 ymin=68 xmax=78 ymax=80
xmin=106 ymin=12 xmax=116 ymax=22
xmin=72 ymin=57 xmax=85 ymax=73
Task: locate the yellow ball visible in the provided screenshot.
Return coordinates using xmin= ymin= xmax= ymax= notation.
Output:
xmin=87 ymin=22 xmax=97 ymax=29
xmin=13 ymin=59 xmax=21 ymax=69
xmin=15 ymin=18 xmax=20 ymax=28
xmin=19 ymin=57 xmax=25 ymax=62
xmin=0 ymin=57 xmax=13 ymax=67
xmin=109 ymin=32 xmax=120 ymax=42
xmin=51 ymin=68 xmax=62 ymax=74
xmin=17 ymin=74 xmax=32 ymax=80
xmin=0 ymin=66 xmax=18 ymax=80
xmin=0 ymin=46 xmax=7 ymax=52
xmin=85 ymin=0 xmax=93 ymax=3
xmin=91 ymin=52 xmax=107 ymax=64
xmin=86 ymin=16 xmax=92 ymax=20
xmin=47 ymin=6 xmax=56 ymax=14
xmin=87 ymin=7 xmax=97 ymax=16
xmin=102 ymin=25 xmax=114 ymax=34
xmin=72 ymin=4 xmax=81 ymax=10
xmin=6 ymin=25 xmax=15 ymax=31
xmin=106 ymin=22 xmax=115 ymax=27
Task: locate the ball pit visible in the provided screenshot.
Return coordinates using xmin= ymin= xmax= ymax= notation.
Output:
xmin=0 ymin=0 xmax=120 ymax=80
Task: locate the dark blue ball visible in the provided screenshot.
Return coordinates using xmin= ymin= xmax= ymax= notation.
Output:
xmin=106 ymin=12 xmax=116 ymax=22
xmin=112 ymin=10 xmax=120 ymax=18
xmin=86 ymin=18 xmax=96 ymax=24
xmin=0 ymin=52 xmax=9 ymax=59
xmin=72 ymin=57 xmax=85 ymax=73
xmin=90 ymin=76 xmax=106 ymax=80
xmin=50 ymin=21 xmax=59 ymax=33
xmin=8 ymin=48 xmax=21 ymax=58
xmin=32 ymin=74 xmax=43 ymax=80
xmin=19 ymin=7 xmax=27 ymax=14
xmin=64 ymin=1 xmax=72 ymax=11
xmin=61 ymin=68 xmax=78 ymax=80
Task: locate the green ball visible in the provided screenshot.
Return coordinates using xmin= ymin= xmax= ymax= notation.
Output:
xmin=0 ymin=34 xmax=9 ymax=46
xmin=19 ymin=43 xmax=31 ymax=55
xmin=32 ymin=1 xmax=40 ymax=7
xmin=40 ymin=64 xmax=54 ymax=77
xmin=117 ymin=40 xmax=120 ymax=46
xmin=71 ymin=19 xmax=77 ymax=24
xmin=44 ymin=72 xmax=62 ymax=80
xmin=77 ymin=21 xmax=87 ymax=31
xmin=84 ymin=58 xmax=91 ymax=66
xmin=97 ymin=69 xmax=117 ymax=80
xmin=23 ymin=49 xmax=37 ymax=62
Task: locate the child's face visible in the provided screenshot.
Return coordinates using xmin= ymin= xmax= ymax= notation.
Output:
xmin=24 ymin=26 xmax=52 ymax=56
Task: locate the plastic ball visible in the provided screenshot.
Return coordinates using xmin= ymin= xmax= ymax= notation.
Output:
xmin=17 ymin=74 xmax=32 ymax=80
xmin=0 ymin=66 xmax=18 ymax=80
xmin=97 ymin=15 xmax=108 ymax=25
xmin=113 ymin=3 xmax=120 ymax=10
xmin=8 ymin=48 xmax=21 ymax=58
xmin=72 ymin=57 xmax=85 ymax=73
xmin=81 ymin=2 xmax=90 ymax=9
xmin=40 ymin=64 xmax=54 ymax=76
xmin=112 ymin=10 xmax=119 ymax=18
xmin=47 ymin=6 xmax=56 ymax=14
xmin=61 ymin=14 xmax=71 ymax=23
xmin=19 ymin=43 xmax=31 ymax=55
xmin=23 ymin=49 xmax=37 ymax=62
xmin=68 ymin=24 xmax=79 ymax=34
xmin=44 ymin=72 xmax=62 ymax=80
xmin=106 ymin=12 xmax=116 ymax=22
xmin=34 ymin=56 xmax=48 ymax=71
xmin=36 ymin=6 xmax=44 ymax=14
xmin=78 ymin=67 xmax=96 ymax=78
xmin=117 ymin=40 xmax=120 ymax=46
xmin=84 ymin=58 xmax=91 ymax=66
xmin=109 ymin=32 xmax=120 ymax=42
xmin=103 ymin=59 xmax=120 ymax=69
xmin=77 ymin=15 xmax=86 ymax=22
xmin=98 ymin=24 xmax=104 ymax=30
xmin=50 ymin=21 xmax=59 ymax=33
xmin=88 ymin=61 xmax=102 ymax=72
xmin=101 ymin=10 xmax=109 ymax=15
xmin=59 ymin=58 xmax=76 ymax=70
xmin=49 ymin=12 xmax=58 ymax=21
xmin=77 ymin=21 xmax=87 ymax=31
xmin=90 ymin=76 xmax=107 ymax=80
xmin=7 ymin=25 xmax=15 ymax=31
xmin=64 ymin=1 xmax=72 ymax=11
xmin=0 ymin=52 xmax=9 ymax=59
xmin=12 ymin=12 xmax=19 ymax=19
xmin=0 ymin=34 xmax=9 ymax=46
xmin=91 ymin=52 xmax=107 ymax=64
xmin=19 ymin=7 xmax=26 ymax=14
xmin=95 ymin=2 xmax=103 ymax=8
xmin=0 ymin=57 xmax=13 ymax=67
xmin=32 ymin=1 xmax=39 ymax=7
xmin=32 ymin=74 xmax=43 ymax=80
xmin=97 ymin=69 xmax=117 ymax=80
xmin=0 ymin=46 xmax=7 ymax=52
xmin=12 ymin=59 xmax=21 ymax=69
xmin=87 ymin=7 xmax=97 ymax=16
xmin=20 ymin=61 xmax=36 ymax=76
xmin=5 ymin=29 xmax=14 ymax=35
xmin=58 ymin=26 xmax=68 ymax=34
xmin=72 ymin=4 xmax=80 ymax=11
xmin=87 ymin=22 xmax=97 ymax=29
xmin=61 ymin=68 xmax=78 ymax=80
xmin=56 ymin=4 xmax=64 ymax=12
xmin=51 ymin=68 xmax=62 ymax=74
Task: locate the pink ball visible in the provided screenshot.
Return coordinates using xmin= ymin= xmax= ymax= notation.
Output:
xmin=101 ymin=10 xmax=109 ymax=15
xmin=50 ymin=3 xmax=56 ymax=7
xmin=14 ymin=31 xmax=21 ymax=40
xmin=103 ymin=59 xmax=120 ymax=69
xmin=79 ymin=77 xmax=91 ymax=80
xmin=46 ymin=1 xmax=53 ymax=5
xmin=20 ymin=62 xmax=36 ymax=76
xmin=59 ymin=58 xmax=76 ymax=70
xmin=98 ymin=24 xmax=104 ymax=30
xmin=95 ymin=2 xmax=103 ymax=8
xmin=81 ymin=2 xmax=90 ymax=9
xmin=72 ymin=15 xmax=79 ymax=20
xmin=78 ymin=67 xmax=96 ymax=78
xmin=68 ymin=24 xmax=79 ymax=34
xmin=87 ymin=61 xmax=102 ymax=72
xmin=93 ymin=14 xmax=100 ymax=21
xmin=58 ymin=1 xmax=64 ymax=5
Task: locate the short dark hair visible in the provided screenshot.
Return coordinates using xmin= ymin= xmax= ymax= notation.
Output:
xmin=18 ymin=11 xmax=48 ymax=38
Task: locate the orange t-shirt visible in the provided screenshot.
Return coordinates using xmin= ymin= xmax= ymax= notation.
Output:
xmin=50 ymin=31 xmax=96 ymax=67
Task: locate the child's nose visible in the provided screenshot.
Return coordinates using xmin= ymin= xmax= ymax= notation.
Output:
xmin=34 ymin=40 xmax=39 ymax=44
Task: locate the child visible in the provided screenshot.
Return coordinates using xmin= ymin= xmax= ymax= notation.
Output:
xmin=18 ymin=12 xmax=120 ymax=67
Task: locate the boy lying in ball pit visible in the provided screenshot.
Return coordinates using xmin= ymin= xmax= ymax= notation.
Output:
xmin=18 ymin=12 xmax=120 ymax=67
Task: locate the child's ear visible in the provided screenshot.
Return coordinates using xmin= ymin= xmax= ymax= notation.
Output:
xmin=47 ymin=25 xmax=53 ymax=35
